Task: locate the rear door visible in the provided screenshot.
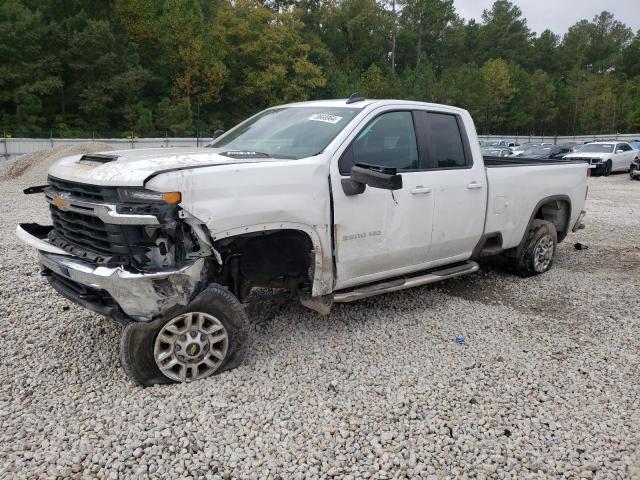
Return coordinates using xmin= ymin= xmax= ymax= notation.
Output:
xmin=330 ymin=109 xmax=436 ymax=289
xmin=412 ymin=110 xmax=487 ymax=263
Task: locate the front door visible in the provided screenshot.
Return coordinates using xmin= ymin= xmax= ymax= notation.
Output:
xmin=330 ymin=110 xmax=435 ymax=290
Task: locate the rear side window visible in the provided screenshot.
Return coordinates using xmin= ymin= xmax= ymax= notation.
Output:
xmin=426 ymin=113 xmax=467 ymax=168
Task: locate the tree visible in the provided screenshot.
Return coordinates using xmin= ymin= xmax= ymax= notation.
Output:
xmin=532 ymin=30 xmax=560 ymax=73
xmin=0 ymin=0 xmax=638 ymax=137
xmin=481 ymin=58 xmax=513 ymax=133
xmin=397 ymin=0 xmax=456 ymax=72
xmin=620 ymin=32 xmax=640 ymax=77
xmin=155 ymin=97 xmax=193 ymax=135
xmin=528 ymin=71 xmax=557 ymax=134
xmin=0 ymin=0 xmax=61 ymax=135
xmin=319 ymin=0 xmax=389 ymax=73
xmin=212 ymin=0 xmax=325 ymax=126
xmin=588 ymin=11 xmax=633 ymax=73
xmin=478 ymin=1 xmax=533 ymax=65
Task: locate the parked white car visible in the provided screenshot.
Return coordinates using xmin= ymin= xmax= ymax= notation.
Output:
xmin=564 ymin=141 xmax=638 ymax=176
xmin=16 ymin=98 xmax=589 ymax=385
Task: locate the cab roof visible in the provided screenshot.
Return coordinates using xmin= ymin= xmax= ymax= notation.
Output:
xmin=277 ymin=98 xmax=468 ymax=114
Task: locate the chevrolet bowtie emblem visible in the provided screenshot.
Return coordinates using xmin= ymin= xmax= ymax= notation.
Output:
xmin=52 ymin=192 xmax=71 ymax=210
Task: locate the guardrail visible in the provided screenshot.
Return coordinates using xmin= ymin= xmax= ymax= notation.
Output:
xmin=2 ymin=133 xmax=640 ymax=160
xmin=478 ymin=133 xmax=640 ymax=144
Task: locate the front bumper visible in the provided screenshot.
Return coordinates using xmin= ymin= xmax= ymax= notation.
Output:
xmin=17 ymin=223 xmax=206 ymax=321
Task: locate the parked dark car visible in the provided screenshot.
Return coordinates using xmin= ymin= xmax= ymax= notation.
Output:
xmin=557 ymin=142 xmax=581 ymax=152
xmin=519 ymin=145 xmax=574 ymax=159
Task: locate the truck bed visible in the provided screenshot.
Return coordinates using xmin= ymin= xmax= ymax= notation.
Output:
xmin=483 ymin=157 xmax=588 ymax=250
xmin=483 ymin=156 xmax=586 ymax=167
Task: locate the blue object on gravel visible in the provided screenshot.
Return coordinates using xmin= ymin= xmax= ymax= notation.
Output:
xmin=455 ymin=337 xmax=465 ymax=345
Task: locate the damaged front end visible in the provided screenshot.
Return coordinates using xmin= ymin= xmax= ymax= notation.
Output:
xmin=17 ymin=176 xmax=214 ymax=322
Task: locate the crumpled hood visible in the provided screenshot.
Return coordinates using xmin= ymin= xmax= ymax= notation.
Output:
xmin=47 ymin=147 xmax=283 ymax=187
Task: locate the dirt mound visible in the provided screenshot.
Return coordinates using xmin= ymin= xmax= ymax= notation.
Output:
xmin=0 ymin=142 xmax=113 ymax=184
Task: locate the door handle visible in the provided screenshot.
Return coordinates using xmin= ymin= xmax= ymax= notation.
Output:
xmin=467 ymin=182 xmax=483 ymax=189
xmin=411 ymin=186 xmax=432 ymax=195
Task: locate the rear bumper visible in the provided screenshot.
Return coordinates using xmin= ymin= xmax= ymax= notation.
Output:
xmin=16 ymin=223 xmax=206 ymax=321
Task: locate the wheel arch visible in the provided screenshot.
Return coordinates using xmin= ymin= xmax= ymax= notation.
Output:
xmin=527 ymin=195 xmax=572 ymax=243
xmin=212 ymin=223 xmax=332 ymax=297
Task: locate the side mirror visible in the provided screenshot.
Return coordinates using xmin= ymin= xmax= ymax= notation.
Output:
xmin=341 ymin=163 xmax=403 ymax=196
xmin=212 ymin=129 xmax=225 ymax=139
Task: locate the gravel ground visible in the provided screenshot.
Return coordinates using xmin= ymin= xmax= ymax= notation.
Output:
xmin=0 ymin=151 xmax=639 ymax=479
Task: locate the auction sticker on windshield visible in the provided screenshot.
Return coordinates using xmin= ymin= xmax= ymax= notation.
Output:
xmin=309 ymin=113 xmax=343 ymax=124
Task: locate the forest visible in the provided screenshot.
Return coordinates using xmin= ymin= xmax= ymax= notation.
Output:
xmin=1 ymin=0 xmax=639 ymax=138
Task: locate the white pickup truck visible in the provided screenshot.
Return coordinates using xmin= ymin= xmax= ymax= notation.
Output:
xmin=17 ymin=98 xmax=588 ymax=385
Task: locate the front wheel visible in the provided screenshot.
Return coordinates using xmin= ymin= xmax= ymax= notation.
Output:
xmin=120 ymin=283 xmax=250 ymax=386
xmin=512 ymin=219 xmax=558 ymax=277
xmin=603 ymin=160 xmax=612 ymax=176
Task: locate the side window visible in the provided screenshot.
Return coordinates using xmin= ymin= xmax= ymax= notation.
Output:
xmin=339 ymin=111 xmax=418 ymax=174
xmin=619 ymin=143 xmax=631 ymax=152
xmin=426 ymin=113 xmax=467 ymax=168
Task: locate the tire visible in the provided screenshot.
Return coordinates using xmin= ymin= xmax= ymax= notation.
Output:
xmin=603 ymin=160 xmax=612 ymax=176
xmin=120 ymin=283 xmax=250 ymax=386
xmin=512 ymin=219 xmax=558 ymax=277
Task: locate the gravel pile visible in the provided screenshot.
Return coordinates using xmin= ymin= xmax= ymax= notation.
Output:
xmin=0 ymin=142 xmax=113 ymax=185
xmin=0 ymin=154 xmax=639 ymax=479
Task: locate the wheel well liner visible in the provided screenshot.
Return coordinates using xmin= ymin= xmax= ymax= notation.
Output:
xmin=214 ymin=229 xmax=314 ymax=293
xmin=528 ymin=195 xmax=572 ymax=242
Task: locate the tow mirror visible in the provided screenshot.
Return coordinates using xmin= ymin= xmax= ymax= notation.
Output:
xmin=341 ymin=163 xmax=403 ymax=196
xmin=212 ymin=129 xmax=225 ymax=139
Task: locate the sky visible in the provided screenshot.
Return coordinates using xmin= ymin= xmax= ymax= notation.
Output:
xmin=453 ymin=0 xmax=640 ymax=36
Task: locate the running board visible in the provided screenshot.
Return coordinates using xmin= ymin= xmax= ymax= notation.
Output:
xmin=333 ymin=261 xmax=479 ymax=303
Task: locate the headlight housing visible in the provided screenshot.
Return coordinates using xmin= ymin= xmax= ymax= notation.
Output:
xmin=118 ymin=188 xmax=181 ymax=204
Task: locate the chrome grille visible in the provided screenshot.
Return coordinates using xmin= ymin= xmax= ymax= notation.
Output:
xmin=46 ymin=177 xmax=147 ymax=266
xmin=47 ymin=175 xmax=118 ymax=202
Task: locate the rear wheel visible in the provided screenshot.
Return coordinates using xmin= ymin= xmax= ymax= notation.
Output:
xmin=512 ymin=219 xmax=557 ymax=277
xmin=120 ymin=283 xmax=250 ymax=386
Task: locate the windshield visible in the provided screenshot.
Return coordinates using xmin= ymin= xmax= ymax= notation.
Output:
xmin=577 ymin=143 xmax=614 ymax=153
xmin=209 ymin=107 xmax=361 ymax=159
